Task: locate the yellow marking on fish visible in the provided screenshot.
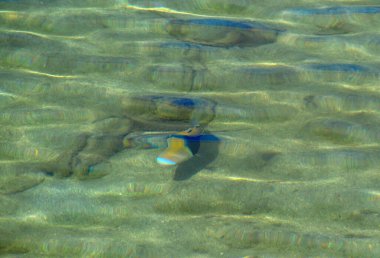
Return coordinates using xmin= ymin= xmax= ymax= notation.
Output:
xmin=156 ymin=126 xmax=202 ymax=166
xmin=34 ymin=148 xmax=39 ymax=158
xmin=168 ymin=137 xmax=187 ymax=150
xmin=157 ymin=137 xmax=193 ymax=166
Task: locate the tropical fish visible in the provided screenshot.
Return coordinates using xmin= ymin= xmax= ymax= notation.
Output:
xmin=156 ymin=125 xmax=203 ymax=166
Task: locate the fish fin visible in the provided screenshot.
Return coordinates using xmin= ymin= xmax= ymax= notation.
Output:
xmin=156 ymin=145 xmax=193 ymax=166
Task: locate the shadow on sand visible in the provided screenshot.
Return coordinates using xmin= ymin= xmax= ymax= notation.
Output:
xmin=173 ymin=133 xmax=220 ymax=180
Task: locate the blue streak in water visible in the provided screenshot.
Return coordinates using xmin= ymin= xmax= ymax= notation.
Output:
xmin=286 ymin=6 xmax=380 ymax=15
xmin=239 ymin=67 xmax=294 ymax=75
xmin=170 ymin=19 xmax=278 ymax=30
xmin=160 ymin=42 xmax=202 ymax=49
xmin=171 ymin=134 xmax=220 ymax=142
xmin=159 ymin=42 xmax=217 ymax=51
xmin=170 ymin=98 xmax=194 ymax=108
xmin=147 ymin=95 xmax=204 ymax=109
xmin=306 ymin=64 xmax=368 ymax=72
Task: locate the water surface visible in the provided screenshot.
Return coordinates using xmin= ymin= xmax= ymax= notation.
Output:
xmin=1 ymin=0 xmax=380 ymax=257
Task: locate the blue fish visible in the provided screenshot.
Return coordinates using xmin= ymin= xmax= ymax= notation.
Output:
xmin=156 ymin=126 xmax=203 ymax=166
xmin=156 ymin=126 xmax=220 ymax=166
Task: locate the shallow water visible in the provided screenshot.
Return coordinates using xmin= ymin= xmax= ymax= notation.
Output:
xmin=1 ymin=0 xmax=380 ymax=257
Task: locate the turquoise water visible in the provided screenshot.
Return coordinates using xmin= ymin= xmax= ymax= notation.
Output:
xmin=1 ymin=0 xmax=380 ymax=257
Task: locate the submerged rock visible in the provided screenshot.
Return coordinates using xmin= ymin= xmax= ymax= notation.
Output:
xmin=1 ymin=93 xmax=214 ymax=194
xmin=166 ymin=18 xmax=283 ymax=47
xmin=0 ymin=172 xmax=45 ymax=195
xmin=125 ymin=95 xmax=217 ymax=129
xmin=71 ymin=95 xmax=216 ymax=178
xmin=0 ymin=95 xmax=217 ymax=186
xmin=299 ymin=117 xmax=379 ymax=144
xmin=69 ymin=117 xmax=133 ymax=179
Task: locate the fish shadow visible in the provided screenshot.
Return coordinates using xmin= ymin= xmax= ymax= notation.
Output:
xmin=173 ymin=134 xmax=220 ymax=180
